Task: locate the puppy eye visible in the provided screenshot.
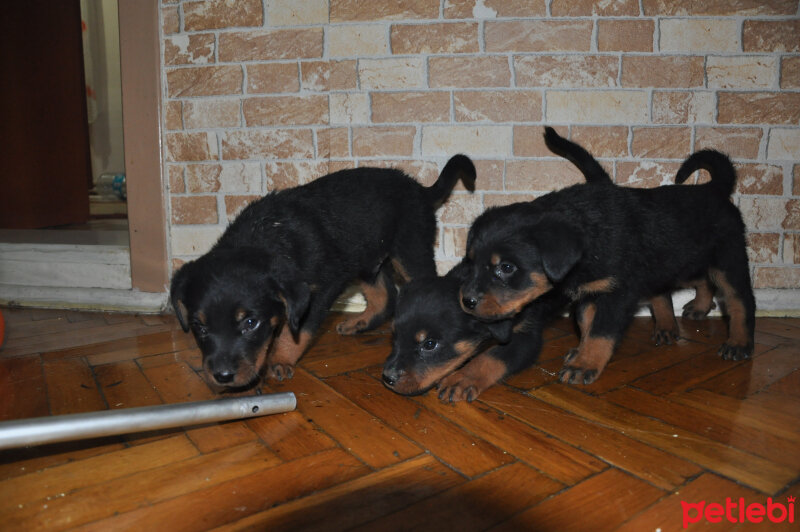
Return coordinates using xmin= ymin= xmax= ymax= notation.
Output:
xmin=241 ymin=318 xmax=260 ymax=333
xmin=420 ymin=338 xmax=438 ymax=352
xmin=500 ymin=262 xmax=516 ymax=274
xmin=192 ymin=322 xmax=209 ymax=338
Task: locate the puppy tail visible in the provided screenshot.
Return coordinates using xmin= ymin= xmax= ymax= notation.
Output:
xmin=675 ymin=149 xmax=736 ymax=197
xmin=543 ymin=126 xmax=612 ymax=185
xmin=425 ymin=154 xmax=477 ymax=208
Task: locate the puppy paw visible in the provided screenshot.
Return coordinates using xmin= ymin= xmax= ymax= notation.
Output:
xmin=558 ymin=365 xmax=599 ymax=385
xmin=718 ymin=343 xmax=753 ymax=361
xmin=652 ymin=327 xmax=679 ymax=346
xmin=682 ymin=299 xmax=716 ymax=320
xmin=267 ymin=363 xmax=295 ymax=381
xmin=563 ymin=348 xmax=580 ymax=364
xmin=336 ymin=318 xmax=367 ymax=336
xmin=437 ymin=373 xmax=481 ymax=403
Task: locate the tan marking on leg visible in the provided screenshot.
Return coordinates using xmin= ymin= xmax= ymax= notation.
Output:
xmin=266 ymin=326 xmax=313 ymax=380
xmin=682 ymin=278 xmax=716 ymax=318
xmin=337 ymin=275 xmax=391 ymax=335
xmin=473 ymin=272 xmax=552 ymax=318
xmin=577 ymin=303 xmax=596 ymax=338
xmin=391 ymin=258 xmax=411 ymax=283
xmin=437 ymin=352 xmax=508 ymax=402
xmin=649 ymin=295 xmax=679 ymax=345
xmin=413 ymin=340 xmax=480 ymax=392
xmin=561 ymin=305 xmax=615 ymax=384
xmin=571 ymin=277 xmax=616 ymax=299
xmin=196 ymin=310 xmax=207 ymax=325
xmin=710 ymin=269 xmax=749 ymax=347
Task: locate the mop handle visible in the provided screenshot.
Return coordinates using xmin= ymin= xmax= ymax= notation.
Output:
xmin=0 ymin=392 xmax=296 ymax=450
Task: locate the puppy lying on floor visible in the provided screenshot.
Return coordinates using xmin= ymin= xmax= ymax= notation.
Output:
xmin=460 ymin=127 xmax=755 ymax=385
xmin=171 ymin=156 xmax=476 ymax=388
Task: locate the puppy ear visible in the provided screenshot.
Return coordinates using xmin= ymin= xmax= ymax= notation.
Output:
xmin=532 ymin=217 xmax=582 ymax=282
xmin=485 ymin=319 xmax=513 ymax=344
xmin=169 ymin=264 xmax=192 ymax=332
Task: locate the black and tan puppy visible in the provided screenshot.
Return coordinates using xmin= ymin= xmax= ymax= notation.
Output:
xmin=171 ymin=156 xmax=476 ymax=388
xmin=382 ymin=261 xmax=567 ymax=402
xmin=460 ymin=128 xmax=754 ymax=385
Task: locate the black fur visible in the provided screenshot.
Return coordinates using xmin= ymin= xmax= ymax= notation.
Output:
xmin=460 ymin=128 xmax=755 ymax=385
xmin=171 ymin=156 xmax=476 ymax=388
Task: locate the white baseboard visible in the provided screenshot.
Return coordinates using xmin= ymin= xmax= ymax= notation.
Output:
xmin=0 ymin=284 xmax=168 ymax=314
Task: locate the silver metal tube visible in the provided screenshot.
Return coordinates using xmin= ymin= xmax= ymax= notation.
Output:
xmin=0 ymin=392 xmax=296 ymax=451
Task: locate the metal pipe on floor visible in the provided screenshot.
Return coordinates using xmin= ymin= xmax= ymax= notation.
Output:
xmin=0 ymin=392 xmax=296 ymax=451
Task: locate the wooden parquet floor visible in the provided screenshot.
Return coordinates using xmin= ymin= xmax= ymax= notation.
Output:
xmin=0 ymin=306 xmax=798 ymax=531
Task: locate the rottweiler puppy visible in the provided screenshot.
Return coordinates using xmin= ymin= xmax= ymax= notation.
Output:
xmin=382 ymin=261 xmax=567 ymax=402
xmin=171 ymin=156 xmax=476 ymax=388
xmin=460 ymin=128 xmax=754 ymax=385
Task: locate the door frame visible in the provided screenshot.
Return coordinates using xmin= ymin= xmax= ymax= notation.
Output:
xmin=118 ymin=0 xmax=168 ymax=293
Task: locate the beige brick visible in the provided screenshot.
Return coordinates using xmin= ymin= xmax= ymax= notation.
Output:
xmin=363 ymin=160 xmax=441 ymax=186
xmin=171 ymin=196 xmax=218 ymax=225
xmin=743 ymin=20 xmax=800 ymax=52
xmin=246 ymin=63 xmax=299 ymax=93
xmin=243 ymin=95 xmax=328 ymax=126
xmin=441 ymin=227 xmax=469 ymax=258
xmin=695 ymin=127 xmax=762 ymax=159
xmin=736 ymin=164 xmax=783 ymax=195
xmin=317 ymin=128 xmax=350 ymax=158
xmin=166 ymin=66 xmax=243 ymax=97
xmin=747 ymin=233 xmax=781 ymax=264
xmin=707 ymin=56 xmax=778 ymax=89
xmin=184 ymin=0 xmax=263 ymax=30
xmin=786 ymin=233 xmax=800 ymax=264
xmin=781 ymin=57 xmax=800 ymax=89
xmin=631 ymin=127 xmax=691 ymax=159
xmin=547 ymin=91 xmax=649 ymax=124
xmin=660 ymin=19 xmax=740 ymax=52
xmin=572 ymin=126 xmax=629 ymax=158
xmin=784 ymin=199 xmax=800 ymax=230
xmin=265 ymin=161 xmax=330 ymax=189
xmin=184 ymin=100 xmax=241 ymax=129
xmin=421 ymin=125 xmax=512 ymax=157
xmin=165 ymin=101 xmax=182 ymax=130
xmin=358 ymin=58 xmax=425 ymax=90
xmin=329 ymin=25 xmax=387 ymax=57
xmin=301 ymin=61 xmax=358 ymax=91
xmin=438 ymin=194 xmax=483 ymax=224
xmin=738 ymin=197 xmax=787 ymax=230
xmin=597 ymin=19 xmax=654 ymax=52
xmin=267 ymin=0 xmax=329 ymax=26
xmin=484 ymin=193 xmax=538 ymax=209
xmin=221 ymin=130 xmax=314 ymax=160
xmin=794 ymin=165 xmax=800 ymax=195
xmin=162 ymin=6 xmax=180 ymax=35
xmin=224 ymin=195 xmax=260 ymax=220
xmin=168 ymin=165 xmax=185 ymax=193
xmin=473 ymin=160 xmax=505 ymax=191
xmin=753 ymin=267 xmax=800 ymax=289
xmin=455 ymin=90 xmax=541 ymax=122
xmin=391 ymin=23 xmax=479 ymax=54
xmin=617 ymin=161 xmax=681 ymax=188
xmin=515 ymin=55 xmax=618 ymax=88
xmin=652 ymin=91 xmax=715 ymax=124
xmin=170 ymin=226 xmax=224 ymax=256
xmin=164 ymin=35 xmax=215 ymax=66
xmin=186 ymin=164 xmax=223 ymax=193
xmin=219 ymin=29 xmax=323 ymax=62
xmin=187 ymin=163 xmax=262 ymax=194
xmin=506 ymin=160 xmax=585 ymax=192
xmin=444 ymin=0 xmax=546 ymax=18
xmin=429 ymin=56 xmax=511 ymax=88
xmin=513 ymin=126 xmax=558 ymax=158
xmin=485 ymin=20 xmax=593 ymax=52
xmin=643 ymin=0 xmax=797 ymax=16
xmin=352 ymin=127 xmax=416 ymax=157
xmin=331 ymin=0 xmax=438 ymax=21
xmin=718 ymin=92 xmax=800 ymax=125
xmin=622 ymin=56 xmax=704 ymax=88
xmin=328 ymin=161 xmax=356 ymax=173
xmin=330 ymin=93 xmax=369 ymax=124
xmin=371 ymin=92 xmax=450 ymax=123
xmin=767 ymin=129 xmax=800 ymax=161
xmin=551 ymin=0 xmax=639 ymax=15
xmin=166 ymin=132 xmax=218 ymax=162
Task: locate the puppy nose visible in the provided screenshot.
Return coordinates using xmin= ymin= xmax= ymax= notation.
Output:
xmin=213 ymin=370 xmax=236 ymax=384
xmin=462 ymin=296 xmax=477 ymax=310
xmin=382 ymin=373 xmax=396 ymax=387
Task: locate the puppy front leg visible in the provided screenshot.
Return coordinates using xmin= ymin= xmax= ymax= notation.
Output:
xmin=437 ymin=351 xmax=509 ymax=403
xmin=266 ymin=326 xmax=313 ymax=381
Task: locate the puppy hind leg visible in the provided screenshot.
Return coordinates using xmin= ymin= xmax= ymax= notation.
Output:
xmin=709 ymin=261 xmax=755 ymax=360
xmin=649 ymin=294 xmax=679 ymax=346
xmin=682 ymin=278 xmax=717 ymax=320
xmin=336 ymin=265 xmax=397 ymax=335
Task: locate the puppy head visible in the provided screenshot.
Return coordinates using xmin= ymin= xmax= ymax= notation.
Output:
xmin=460 ymin=211 xmax=581 ymax=320
xmin=170 ymin=248 xmax=310 ymax=388
xmin=382 ymin=263 xmax=512 ymax=396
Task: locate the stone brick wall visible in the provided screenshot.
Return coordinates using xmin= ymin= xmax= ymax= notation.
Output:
xmin=160 ymin=0 xmax=800 ymax=296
